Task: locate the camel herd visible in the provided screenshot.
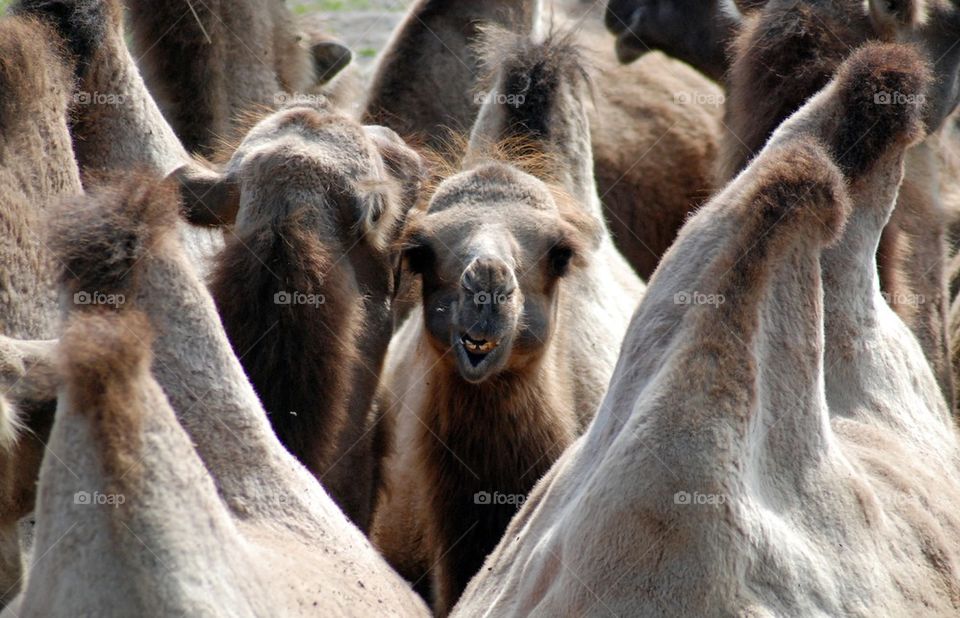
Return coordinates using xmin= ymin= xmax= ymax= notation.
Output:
xmin=1 ymin=0 xmax=960 ymax=615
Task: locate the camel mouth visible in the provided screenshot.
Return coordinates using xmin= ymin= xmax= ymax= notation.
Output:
xmin=461 ymin=334 xmax=498 ymax=359
xmin=454 ymin=333 xmax=506 ymax=383
xmin=460 ymin=333 xmax=499 ymax=366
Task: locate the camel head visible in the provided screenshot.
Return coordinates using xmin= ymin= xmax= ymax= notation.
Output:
xmin=181 ymin=96 xmax=424 ymax=256
xmin=401 ymin=163 xmax=593 ymax=385
xmin=401 ymin=30 xmax=604 ymax=385
xmin=604 ymin=0 xmax=746 ymax=80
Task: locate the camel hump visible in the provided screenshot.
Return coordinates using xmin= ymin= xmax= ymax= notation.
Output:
xmin=11 ymin=0 xmax=118 ymax=76
xmin=59 ymin=311 xmax=154 ymax=416
xmin=0 ymin=16 xmax=67 ymax=113
xmin=747 ymin=138 xmax=850 ymax=248
xmin=52 ymin=173 xmax=181 ymax=301
xmin=476 ymin=29 xmax=589 ymax=144
xmin=828 ymin=42 xmax=930 ymax=177
xmin=468 ymin=29 xmax=601 ymax=216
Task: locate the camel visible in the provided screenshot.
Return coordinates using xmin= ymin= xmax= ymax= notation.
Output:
xmin=361 ymin=0 xmax=723 ymax=280
xmin=604 ymin=0 xmax=743 ymax=81
xmin=126 ymin=0 xmax=354 ymax=156
xmin=0 ymin=0 xmax=272 ymax=600
xmin=194 ymin=97 xmax=425 ymax=532
xmin=2 ymin=172 xmax=429 ymax=617
xmin=454 ymin=41 xmax=960 ymax=616
xmin=12 ymin=0 xmax=231 ymax=269
xmin=718 ymin=0 xmax=960 ymax=410
xmin=372 ymin=30 xmax=645 ymax=615
xmin=0 ymin=13 xmax=82 ymax=605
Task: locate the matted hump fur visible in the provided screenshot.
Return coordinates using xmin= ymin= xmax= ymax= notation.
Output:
xmin=468 ymin=30 xmax=602 ymax=223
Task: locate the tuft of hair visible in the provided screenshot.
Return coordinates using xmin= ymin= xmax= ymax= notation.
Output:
xmin=476 ymin=27 xmax=592 ymax=143
xmin=58 ymin=310 xmax=153 ymax=483
xmin=734 ymin=0 xmax=769 ymax=12
xmin=11 ymin=0 xmax=119 ymax=79
xmin=211 ymin=103 xmax=281 ymax=165
xmin=0 ymin=394 xmax=24 ymax=453
xmin=746 ymin=138 xmax=852 ymax=247
xmin=59 ymin=311 xmax=153 ymax=411
xmin=51 ymin=172 xmax=182 ymax=301
xmin=829 ymin=42 xmax=931 ymax=177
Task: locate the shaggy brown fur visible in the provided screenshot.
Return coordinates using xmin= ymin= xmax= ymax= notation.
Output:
xmin=58 ymin=311 xmax=154 ymax=485
xmin=417 ymin=368 xmax=575 ymax=616
xmin=204 ymin=104 xmax=425 ymax=532
xmin=362 ymin=0 xmax=721 ymax=280
xmin=126 ymin=0 xmax=349 ymax=156
xmin=374 ymin=30 xmax=644 ymax=615
xmin=723 ymin=0 xmax=959 ymax=409
xmin=209 ymin=214 xmax=360 ymax=486
xmin=13 ymin=0 xmax=122 ymax=154
xmin=52 ymin=173 xmax=182 ymax=301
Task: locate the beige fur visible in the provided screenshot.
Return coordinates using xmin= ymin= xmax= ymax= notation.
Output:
xmin=455 ymin=43 xmax=960 ymax=616
xmin=0 ymin=13 xmax=82 ymax=606
xmin=3 ymin=173 xmax=429 ymax=617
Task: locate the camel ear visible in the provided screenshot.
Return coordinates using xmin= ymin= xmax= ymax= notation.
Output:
xmin=365 ymin=125 xmax=428 ymax=216
xmin=868 ymin=0 xmax=927 ymax=33
xmin=312 ymin=40 xmax=353 ymax=84
xmin=170 ymin=163 xmax=239 ymax=227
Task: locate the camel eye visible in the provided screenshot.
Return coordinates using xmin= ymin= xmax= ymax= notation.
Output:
xmin=548 ymin=244 xmax=574 ymax=278
xmin=404 ymin=240 xmax=435 ymax=275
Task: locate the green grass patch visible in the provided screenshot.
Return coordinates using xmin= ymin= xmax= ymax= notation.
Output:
xmin=291 ymin=0 xmax=376 ymax=13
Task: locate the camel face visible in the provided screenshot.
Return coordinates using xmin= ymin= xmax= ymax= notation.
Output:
xmin=404 ymin=164 xmax=587 ymax=384
xmin=604 ymin=0 xmax=740 ymax=79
